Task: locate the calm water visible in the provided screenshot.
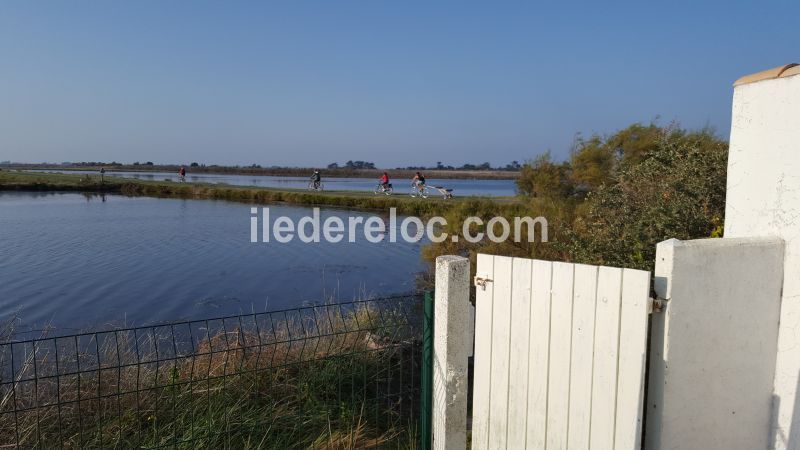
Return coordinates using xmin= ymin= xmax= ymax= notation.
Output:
xmin=0 ymin=192 xmax=427 ymax=336
xmin=30 ymin=169 xmax=517 ymax=197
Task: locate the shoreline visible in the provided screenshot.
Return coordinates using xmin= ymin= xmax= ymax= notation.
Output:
xmin=0 ymin=169 xmax=517 ymax=216
xmin=3 ymin=164 xmax=521 ymax=180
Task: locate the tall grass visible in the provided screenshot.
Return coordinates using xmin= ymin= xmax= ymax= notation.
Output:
xmin=0 ymin=302 xmax=422 ymax=449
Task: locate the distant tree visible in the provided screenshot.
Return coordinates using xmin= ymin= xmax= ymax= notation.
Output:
xmin=605 ymin=122 xmax=665 ymax=165
xmin=569 ymin=135 xmax=615 ymax=194
xmin=343 ymin=160 xmax=375 ymax=170
xmin=190 ymin=162 xmax=199 ymax=167
xmin=516 ymin=152 xmax=573 ymax=198
xmin=133 ymin=162 xmax=140 ymax=166
xmin=518 ymin=123 xmax=685 ymax=201
xmin=145 ymin=161 xmax=154 ymax=166
xmin=569 ymin=123 xmax=666 ymax=195
xmin=505 ymin=161 xmax=521 ymax=171
xmin=327 ymin=162 xmax=339 ymax=169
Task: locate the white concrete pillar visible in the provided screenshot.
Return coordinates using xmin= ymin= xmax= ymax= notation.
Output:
xmin=433 ymin=255 xmax=470 ymax=450
xmin=724 ymin=64 xmax=800 ymax=449
xmin=646 ymin=237 xmax=784 ymax=450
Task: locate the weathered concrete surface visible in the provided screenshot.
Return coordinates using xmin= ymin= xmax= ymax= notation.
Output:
xmin=646 ymin=237 xmax=784 ymax=450
xmin=433 ymin=255 xmax=470 ymax=450
xmin=725 ymin=69 xmax=800 ymax=449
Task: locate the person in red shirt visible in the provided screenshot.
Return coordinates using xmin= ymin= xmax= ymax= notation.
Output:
xmin=379 ymin=171 xmax=390 ymax=188
xmin=179 ymin=166 xmax=186 ymax=182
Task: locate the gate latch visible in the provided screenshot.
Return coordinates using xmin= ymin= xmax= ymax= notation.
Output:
xmin=474 ymin=276 xmax=493 ymax=291
xmin=648 ymin=297 xmax=667 ymax=314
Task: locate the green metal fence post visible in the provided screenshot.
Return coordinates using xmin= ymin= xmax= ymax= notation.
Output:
xmin=420 ymin=291 xmax=434 ymax=450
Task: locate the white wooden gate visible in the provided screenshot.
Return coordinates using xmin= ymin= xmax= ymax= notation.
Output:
xmin=471 ymin=254 xmax=651 ymax=450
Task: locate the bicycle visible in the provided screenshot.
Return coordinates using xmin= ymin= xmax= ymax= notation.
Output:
xmin=410 ymin=183 xmax=429 ymax=198
xmin=308 ymin=180 xmax=324 ymax=191
xmin=374 ymin=183 xmax=393 ymax=195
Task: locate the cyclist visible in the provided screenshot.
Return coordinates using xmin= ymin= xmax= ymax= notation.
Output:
xmin=179 ymin=166 xmax=186 ymax=182
xmin=379 ymin=171 xmax=390 ymax=189
xmin=412 ymin=171 xmax=426 ymax=194
xmin=310 ymin=169 xmax=321 ymax=189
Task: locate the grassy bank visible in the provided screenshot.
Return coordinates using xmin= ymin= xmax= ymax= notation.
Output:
xmin=0 ymin=169 xmax=517 ymax=217
xmin=0 ymin=302 xmax=421 ymax=449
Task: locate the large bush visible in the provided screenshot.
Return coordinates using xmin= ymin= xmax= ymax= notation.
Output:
xmin=421 ymin=123 xmax=728 ymax=279
xmin=563 ymin=126 xmax=728 ymax=271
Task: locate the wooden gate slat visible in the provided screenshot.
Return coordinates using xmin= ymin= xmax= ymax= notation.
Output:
xmin=507 ymin=257 xmax=533 ymax=449
xmin=589 ymin=266 xmax=623 ymax=450
xmin=526 ymin=260 xmax=553 ymax=449
xmin=614 ymin=268 xmax=651 ymax=449
xmin=567 ymin=264 xmax=599 ymax=450
xmin=488 ymin=256 xmax=513 ymax=449
xmin=546 ymin=262 xmax=575 ymax=448
xmin=471 ymin=254 xmax=494 ymax=449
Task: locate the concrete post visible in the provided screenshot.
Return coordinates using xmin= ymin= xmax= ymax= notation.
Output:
xmin=645 ymin=237 xmax=784 ymax=450
xmin=725 ymin=64 xmax=800 ymax=449
xmin=433 ymin=255 xmax=470 ymax=450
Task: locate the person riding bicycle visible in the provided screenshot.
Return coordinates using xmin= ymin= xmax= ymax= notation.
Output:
xmin=179 ymin=166 xmax=186 ymax=182
xmin=310 ymin=170 xmax=321 ymax=189
xmin=379 ymin=171 xmax=390 ymax=188
xmin=412 ymin=171 xmax=426 ymax=193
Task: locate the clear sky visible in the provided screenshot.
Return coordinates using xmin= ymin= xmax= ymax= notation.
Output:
xmin=0 ymin=1 xmax=797 ymax=168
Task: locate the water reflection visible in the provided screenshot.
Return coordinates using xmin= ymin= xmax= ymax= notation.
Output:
xmin=0 ymin=192 xmax=427 ymax=335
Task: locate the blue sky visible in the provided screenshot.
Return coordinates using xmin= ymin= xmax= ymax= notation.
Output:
xmin=0 ymin=1 xmax=796 ymax=168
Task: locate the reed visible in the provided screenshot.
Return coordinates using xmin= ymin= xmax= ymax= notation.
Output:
xmin=0 ymin=302 xmax=421 ymax=449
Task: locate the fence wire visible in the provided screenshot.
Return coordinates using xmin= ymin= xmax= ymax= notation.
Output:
xmin=0 ymin=295 xmax=423 ymax=449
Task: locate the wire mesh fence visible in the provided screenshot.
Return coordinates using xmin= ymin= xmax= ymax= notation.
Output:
xmin=0 ymin=294 xmax=425 ymax=449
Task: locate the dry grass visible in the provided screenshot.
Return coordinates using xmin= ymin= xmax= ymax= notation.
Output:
xmin=0 ymin=302 xmax=421 ymax=449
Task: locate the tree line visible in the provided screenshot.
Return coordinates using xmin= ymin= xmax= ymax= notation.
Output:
xmin=324 ymin=160 xmax=522 ymax=171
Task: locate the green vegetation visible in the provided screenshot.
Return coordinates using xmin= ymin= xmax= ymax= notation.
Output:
xmin=0 ymin=305 xmax=420 ymax=449
xmin=422 ymin=122 xmax=728 ymax=274
xmin=563 ymin=126 xmax=727 ymax=269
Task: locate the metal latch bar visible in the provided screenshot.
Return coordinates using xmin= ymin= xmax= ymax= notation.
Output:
xmin=648 ymin=297 xmax=667 ymax=314
xmin=474 ymin=276 xmax=493 ymax=291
